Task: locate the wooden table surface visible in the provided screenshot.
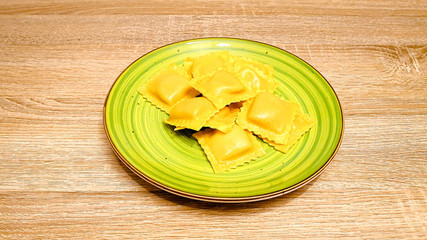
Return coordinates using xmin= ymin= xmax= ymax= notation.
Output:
xmin=1 ymin=0 xmax=426 ymax=239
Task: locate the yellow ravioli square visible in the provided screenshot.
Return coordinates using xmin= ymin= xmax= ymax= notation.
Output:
xmin=193 ymin=124 xmax=265 ymax=173
xmin=187 ymin=51 xmax=231 ymax=78
xmin=189 ymin=69 xmax=256 ymax=109
xmin=262 ymin=110 xmax=316 ymax=153
xmin=138 ymin=64 xmax=199 ymax=113
xmin=204 ymin=105 xmax=241 ymax=133
xmin=237 ymin=92 xmax=300 ymax=144
xmin=231 ymin=56 xmax=277 ymax=93
xmin=164 ymin=97 xmax=218 ymax=131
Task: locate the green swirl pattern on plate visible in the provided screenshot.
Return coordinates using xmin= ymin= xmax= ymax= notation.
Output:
xmin=104 ymin=38 xmax=343 ymax=202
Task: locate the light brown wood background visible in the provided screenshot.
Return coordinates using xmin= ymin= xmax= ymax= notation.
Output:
xmin=0 ymin=0 xmax=426 ymax=239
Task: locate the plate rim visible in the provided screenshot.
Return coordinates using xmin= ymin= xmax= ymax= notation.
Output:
xmin=103 ymin=37 xmax=344 ymax=203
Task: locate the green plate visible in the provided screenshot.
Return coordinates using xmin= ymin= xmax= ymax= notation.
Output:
xmin=104 ymin=38 xmax=343 ymax=203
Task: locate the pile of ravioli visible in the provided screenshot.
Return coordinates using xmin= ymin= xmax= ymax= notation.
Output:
xmin=138 ymin=51 xmax=316 ymax=173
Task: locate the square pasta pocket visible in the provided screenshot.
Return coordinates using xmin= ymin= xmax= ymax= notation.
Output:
xmin=204 ymin=104 xmax=241 ymax=133
xmin=237 ymin=92 xmax=300 ymax=144
xmin=138 ymin=64 xmax=199 ymax=113
xmin=193 ymin=124 xmax=265 ymax=173
xmin=261 ymin=109 xmax=316 ymax=153
xmin=230 ymin=56 xmax=277 ymax=93
xmin=189 ymin=70 xmax=256 ymax=109
xmin=186 ymin=50 xmax=231 ymax=78
xmin=164 ymin=97 xmax=218 ymax=131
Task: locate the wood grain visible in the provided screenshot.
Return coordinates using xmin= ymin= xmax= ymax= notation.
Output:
xmin=0 ymin=0 xmax=426 ymax=239
xmin=1 ymin=0 xmax=426 ymax=17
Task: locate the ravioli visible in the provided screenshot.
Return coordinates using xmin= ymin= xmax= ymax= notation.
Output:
xmin=138 ymin=64 xmax=199 ymax=113
xmin=187 ymin=51 xmax=231 ymax=78
xmin=237 ymin=92 xmax=300 ymax=144
xmin=261 ymin=110 xmax=316 ymax=153
xmin=204 ymin=104 xmax=240 ymax=133
xmin=193 ymin=124 xmax=265 ymax=173
xmin=231 ymin=56 xmax=277 ymax=93
xmin=164 ymin=97 xmax=218 ymax=131
xmin=190 ymin=69 xmax=256 ymax=109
